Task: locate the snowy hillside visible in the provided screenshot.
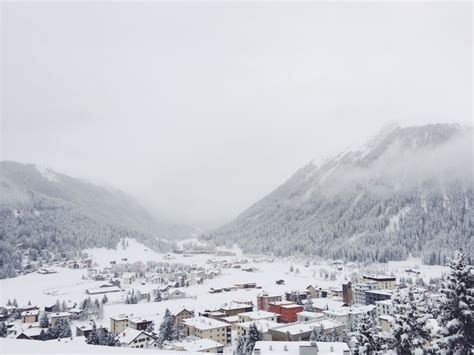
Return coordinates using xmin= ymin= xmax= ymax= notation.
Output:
xmin=202 ymin=124 xmax=474 ymax=264
xmin=0 ymin=161 xmax=194 ymax=278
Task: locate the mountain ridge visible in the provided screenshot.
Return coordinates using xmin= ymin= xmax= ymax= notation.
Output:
xmin=202 ymin=123 xmax=473 ymax=264
xmin=0 ymin=161 xmax=194 ymax=278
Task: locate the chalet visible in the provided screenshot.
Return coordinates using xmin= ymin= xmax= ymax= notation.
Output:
xmin=15 ymin=327 xmax=43 ymax=340
xmin=173 ymin=309 xmax=194 ymax=326
xmin=306 ymin=285 xmax=319 ymax=298
xmin=117 ymin=328 xmax=154 ymax=348
xmin=21 ymin=310 xmax=39 ymax=323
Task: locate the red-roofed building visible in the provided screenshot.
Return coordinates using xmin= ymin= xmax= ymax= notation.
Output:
xmin=268 ymin=301 xmax=303 ymax=323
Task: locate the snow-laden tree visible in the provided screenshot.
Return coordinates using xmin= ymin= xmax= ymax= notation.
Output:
xmin=0 ymin=322 xmax=7 ymax=337
xmin=244 ymin=323 xmax=261 ymax=354
xmin=389 ymin=286 xmax=432 ymax=353
xmin=157 ymin=309 xmax=175 ymax=347
xmin=354 ymin=313 xmax=379 ymax=354
xmin=39 ymin=312 xmax=49 ymax=328
xmin=145 ymin=321 xmax=154 ymax=333
xmin=87 ymin=323 xmax=118 ymax=346
xmin=290 ymin=291 xmax=303 ymax=305
xmin=235 ymin=335 xmax=246 ymax=354
xmin=304 ymin=298 xmax=315 ymax=312
xmin=154 ymin=291 xmax=162 ymax=302
xmin=47 ymin=318 xmax=72 ymax=339
xmin=52 ymin=300 xmax=60 ymax=312
xmin=310 ymin=324 xmax=326 ymax=342
xmin=437 ymin=250 xmax=474 ymax=352
xmin=101 ymin=294 xmax=108 ymax=304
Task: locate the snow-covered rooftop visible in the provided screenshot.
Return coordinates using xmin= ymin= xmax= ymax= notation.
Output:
xmin=324 ymin=305 xmax=374 ymax=316
xmin=174 ymin=338 xmax=223 ymax=352
xmin=49 ymin=312 xmax=71 ymax=318
xmin=311 ymin=298 xmax=346 ymax=310
xmin=296 ymin=311 xmax=325 ymax=319
xmin=272 ymin=319 xmax=343 ymax=335
xmin=253 ymin=341 xmax=350 ymax=354
xmin=238 ymin=319 xmax=280 ymax=332
xmin=238 ymin=310 xmax=279 ymax=320
xmin=281 ymin=303 xmax=304 ymax=309
xmin=183 ymin=316 xmax=229 ymax=330
xmin=221 ymin=315 xmax=239 ymax=323
xmin=117 ymin=327 xmax=144 ymax=344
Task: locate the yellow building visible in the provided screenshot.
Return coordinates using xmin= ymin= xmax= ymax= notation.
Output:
xmin=183 ymin=316 xmax=230 ymax=345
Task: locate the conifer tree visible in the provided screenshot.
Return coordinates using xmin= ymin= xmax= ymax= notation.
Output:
xmin=157 ymin=308 xmax=175 ymax=347
xmin=244 ymin=323 xmax=261 ymax=354
xmin=39 ymin=312 xmax=49 ymax=328
xmin=437 ymin=250 xmax=474 ymax=352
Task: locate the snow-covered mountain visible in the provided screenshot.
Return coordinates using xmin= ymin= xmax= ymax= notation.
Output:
xmin=202 ymin=124 xmax=473 ymax=264
xmin=0 ymin=161 xmax=195 ymax=278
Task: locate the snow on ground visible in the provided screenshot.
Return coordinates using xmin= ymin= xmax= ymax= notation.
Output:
xmin=0 ymin=337 xmax=182 ymax=355
xmin=0 ymin=238 xmax=449 ymax=353
xmin=84 ymin=238 xmax=164 ymax=268
xmin=35 ymin=165 xmax=58 ymax=182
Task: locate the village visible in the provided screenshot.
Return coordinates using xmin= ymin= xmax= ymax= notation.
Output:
xmin=0 ymin=238 xmax=450 ymax=354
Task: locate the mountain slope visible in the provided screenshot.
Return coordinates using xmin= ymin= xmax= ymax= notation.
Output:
xmin=0 ymin=161 xmax=193 ymax=278
xmin=202 ymin=124 xmax=473 ymax=264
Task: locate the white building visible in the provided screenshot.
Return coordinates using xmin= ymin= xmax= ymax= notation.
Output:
xmin=236 ymin=319 xmax=280 ymax=341
xmin=253 ymin=341 xmax=351 ymax=355
xmin=296 ymin=311 xmax=326 ymax=323
xmin=324 ymin=305 xmax=375 ymax=331
xmin=174 ymin=338 xmax=224 ymax=353
xmin=238 ymin=310 xmax=279 ymax=323
xmin=117 ymin=328 xmax=154 ymax=348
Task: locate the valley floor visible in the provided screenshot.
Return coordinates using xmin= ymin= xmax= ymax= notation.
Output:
xmin=0 ymin=238 xmax=449 ymax=354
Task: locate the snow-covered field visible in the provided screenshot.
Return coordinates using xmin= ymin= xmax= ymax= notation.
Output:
xmin=0 ymin=238 xmax=449 ymax=353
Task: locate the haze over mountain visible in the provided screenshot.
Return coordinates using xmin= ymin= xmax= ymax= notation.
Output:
xmin=0 ymin=161 xmax=196 ymax=278
xmin=202 ymin=124 xmax=473 ymax=264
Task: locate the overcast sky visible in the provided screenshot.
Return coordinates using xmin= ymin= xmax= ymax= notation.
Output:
xmin=2 ymin=1 xmax=472 ymax=229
